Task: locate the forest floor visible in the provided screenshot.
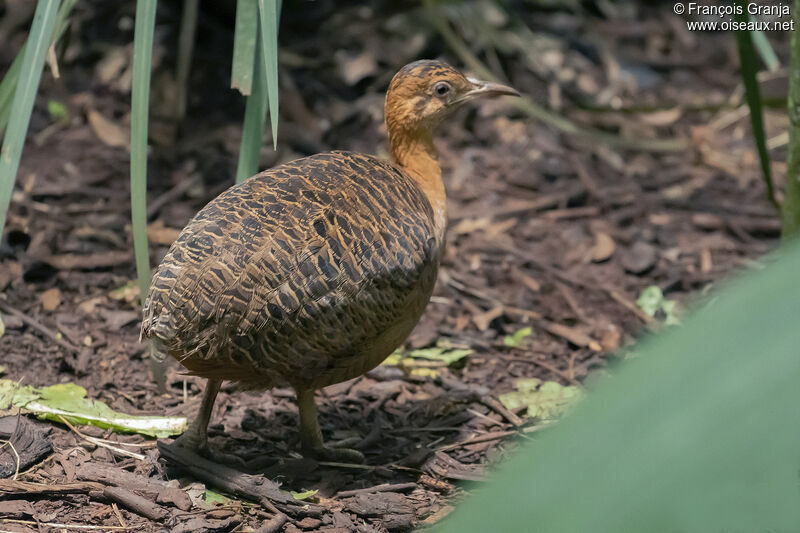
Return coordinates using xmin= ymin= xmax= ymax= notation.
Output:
xmin=0 ymin=1 xmax=788 ymax=532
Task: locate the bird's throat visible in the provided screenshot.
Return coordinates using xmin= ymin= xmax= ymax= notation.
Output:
xmin=389 ymin=130 xmax=447 ymax=243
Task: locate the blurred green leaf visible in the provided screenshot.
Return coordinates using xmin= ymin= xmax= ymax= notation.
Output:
xmin=733 ymin=1 xmax=778 ymax=209
xmin=750 ymin=29 xmax=780 ymax=72
xmin=47 ymin=99 xmax=69 ymax=122
xmin=637 ymin=286 xmax=679 ymax=326
xmin=291 ymin=489 xmax=318 ymax=500
xmin=203 ymin=489 xmax=233 ymax=506
xmin=498 ymin=378 xmax=582 ymax=419
xmin=503 ymin=326 xmax=532 ymax=347
xmin=435 ymin=241 xmax=800 ymax=533
xmin=404 ymin=345 xmax=472 ymax=365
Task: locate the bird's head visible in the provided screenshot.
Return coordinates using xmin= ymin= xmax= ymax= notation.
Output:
xmin=385 ymin=60 xmax=519 ymax=137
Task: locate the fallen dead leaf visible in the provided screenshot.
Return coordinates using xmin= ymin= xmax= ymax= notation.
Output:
xmin=590 ymin=232 xmax=616 ymax=263
xmin=638 ymin=107 xmax=682 ymax=126
xmin=147 ymin=220 xmax=182 ymax=246
xmin=48 ymin=251 xmax=131 ymax=270
xmin=40 ymin=288 xmax=62 ymax=311
xmin=472 ymin=305 xmax=505 ymax=332
xmin=335 ymin=50 xmax=377 ymax=86
xmin=700 ymin=249 xmax=713 ymax=273
xmin=600 ymin=327 xmax=621 ymax=352
xmin=87 ymin=109 xmax=129 ymax=148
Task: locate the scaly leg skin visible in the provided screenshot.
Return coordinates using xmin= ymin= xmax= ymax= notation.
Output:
xmin=297 ymin=388 xmax=365 ymax=464
xmin=172 ymin=378 xmax=221 ymax=452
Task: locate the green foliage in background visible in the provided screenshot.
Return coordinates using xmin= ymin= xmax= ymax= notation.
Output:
xmin=783 ymin=0 xmax=800 ymax=236
xmin=0 ymin=0 xmax=62 ymax=238
xmin=732 ymin=1 xmax=800 ymax=238
xmin=733 ymin=3 xmax=778 ymax=210
xmin=435 ymin=241 xmax=800 ymax=532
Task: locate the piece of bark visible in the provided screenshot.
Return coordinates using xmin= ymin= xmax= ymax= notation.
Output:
xmin=101 ymin=485 xmax=170 ymax=521
xmin=158 ymin=441 xmax=322 ymax=518
xmin=0 ymin=416 xmax=53 ymax=478
xmin=76 ymin=462 xmax=192 ymax=511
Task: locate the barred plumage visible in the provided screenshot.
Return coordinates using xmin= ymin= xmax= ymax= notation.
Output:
xmin=141 ymin=152 xmax=439 ymax=390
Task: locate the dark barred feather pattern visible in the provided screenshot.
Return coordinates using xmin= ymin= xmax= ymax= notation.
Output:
xmin=140 ymin=151 xmax=440 ymax=390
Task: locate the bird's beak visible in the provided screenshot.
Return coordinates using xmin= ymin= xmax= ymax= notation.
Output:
xmin=457 ymin=78 xmax=520 ymax=103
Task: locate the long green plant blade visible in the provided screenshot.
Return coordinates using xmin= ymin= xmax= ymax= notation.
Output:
xmin=233 ymin=0 xmax=266 ymax=182
xmin=0 ymin=0 xmax=77 ymax=140
xmin=0 ymin=0 xmax=61 ymax=238
xmin=231 ymin=0 xmax=258 ymax=95
xmin=130 ymin=0 xmax=157 ymax=303
xmin=750 ymin=28 xmax=780 ymax=72
xmin=236 ymin=32 xmax=267 ymax=183
xmin=783 ymin=0 xmax=800 ymax=237
xmin=733 ymin=3 xmax=778 ymax=209
xmin=436 ymin=241 xmax=800 ymax=532
xmin=257 ymin=0 xmax=280 ymax=149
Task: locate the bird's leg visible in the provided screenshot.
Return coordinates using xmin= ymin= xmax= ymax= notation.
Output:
xmin=296 ymin=388 xmax=365 ymax=463
xmin=173 ymin=378 xmax=221 ymax=451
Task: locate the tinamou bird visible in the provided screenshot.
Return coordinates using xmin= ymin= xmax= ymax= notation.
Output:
xmin=141 ymin=60 xmax=519 ymax=462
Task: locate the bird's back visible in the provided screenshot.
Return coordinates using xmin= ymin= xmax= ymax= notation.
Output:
xmin=141 ymin=151 xmax=440 ymax=389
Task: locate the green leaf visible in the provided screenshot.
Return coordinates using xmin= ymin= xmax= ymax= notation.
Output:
xmin=235 ymin=29 xmax=267 ymax=183
xmin=733 ymin=1 xmax=778 ymax=209
xmin=0 ymin=379 xmax=186 ymax=438
xmin=434 ymin=241 xmax=800 ymax=533
xmin=130 ymin=0 xmax=158 ymax=309
xmin=503 ymin=327 xmax=532 ymax=347
xmin=0 ymin=0 xmax=62 ymax=238
xmin=47 ymin=99 xmax=69 ymax=122
xmin=257 ymin=0 xmax=280 ymax=149
xmin=498 ymin=378 xmax=582 ymax=420
xmin=405 ymin=346 xmax=473 ymax=366
xmin=203 ymin=489 xmax=233 ymax=506
xmin=231 ymin=0 xmax=259 ymax=95
xmin=291 ymin=489 xmax=318 ymax=500
xmin=750 ymin=28 xmax=780 ymax=72
xmin=636 ymin=286 xmax=679 ymax=325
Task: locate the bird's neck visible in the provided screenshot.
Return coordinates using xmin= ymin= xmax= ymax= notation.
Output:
xmin=389 ymin=129 xmax=446 ymax=242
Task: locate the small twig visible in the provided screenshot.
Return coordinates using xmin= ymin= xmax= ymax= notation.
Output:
xmin=481 ymin=396 xmax=524 ymax=427
xmin=57 ymin=415 xmax=146 ymax=460
xmin=102 ymin=486 xmax=169 ymax=521
xmin=506 ymin=355 xmax=582 ymax=387
xmin=335 ymin=482 xmax=418 ymax=498
xmin=0 ymin=439 xmax=20 ymax=480
xmin=0 ymin=519 xmax=129 ymax=530
xmin=112 ymin=503 xmax=127 ymax=529
xmin=435 ymin=429 xmax=523 ymax=452
xmin=146 ymin=173 xmax=202 ymax=219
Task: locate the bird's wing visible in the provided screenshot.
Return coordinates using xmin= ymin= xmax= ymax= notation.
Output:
xmin=141 ymin=152 xmax=438 ymax=368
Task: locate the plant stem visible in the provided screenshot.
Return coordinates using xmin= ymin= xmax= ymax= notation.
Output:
xmin=783 ymin=0 xmax=800 ymax=238
xmin=130 ymin=0 xmax=157 ymax=302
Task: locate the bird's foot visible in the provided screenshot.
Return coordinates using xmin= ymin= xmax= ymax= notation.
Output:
xmin=170 ymin=428 xmax=207 ymax=452
xmin=304 ymin=444 xmax=365 ymax=464
xmin=168 ymin=432 xmax=247 ymax=468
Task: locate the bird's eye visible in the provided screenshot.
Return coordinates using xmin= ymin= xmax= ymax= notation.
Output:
xmin=434 ymin=82 xmax=451 ymax=97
